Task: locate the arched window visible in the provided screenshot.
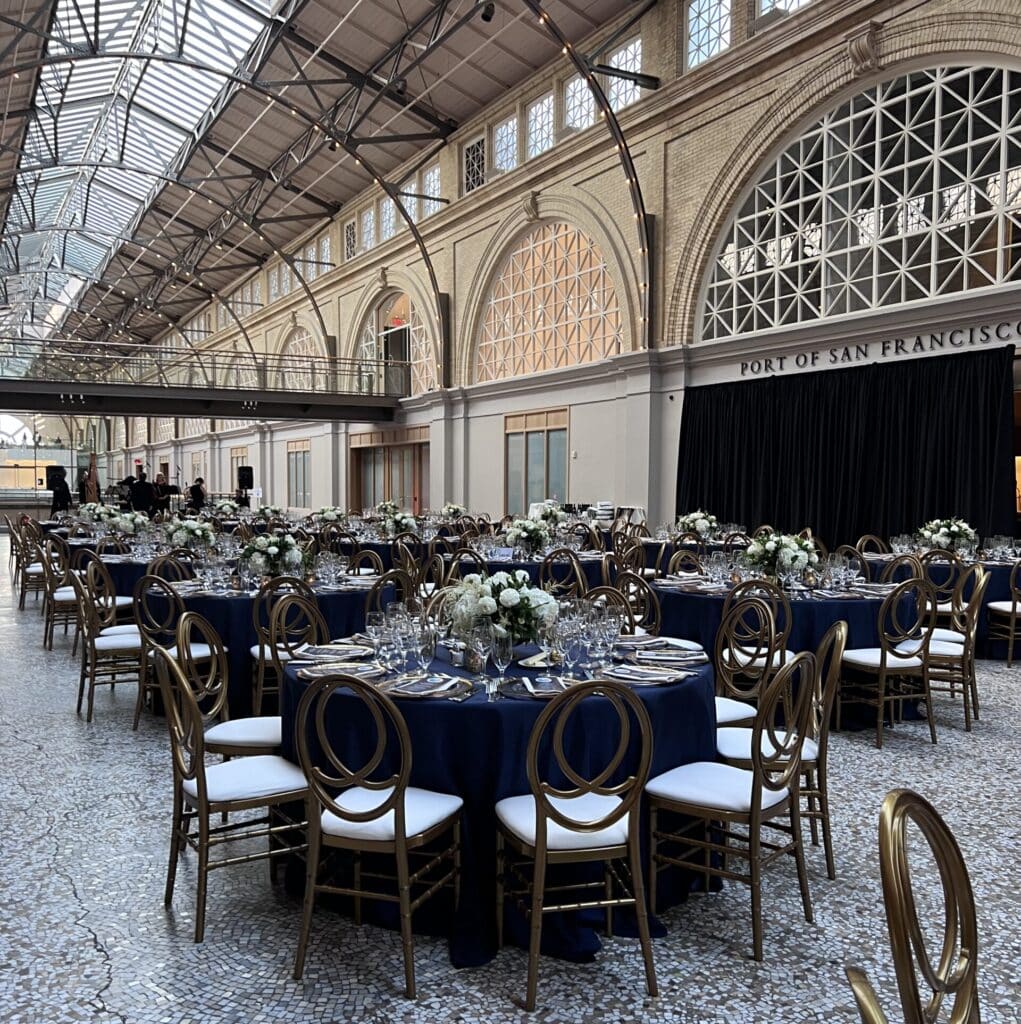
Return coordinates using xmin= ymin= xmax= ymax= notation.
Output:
xmin=0 ymin=414 xmax=30 ymax=444
xmin=474 ymin=221 xmax=623 ymax=383
xmin=278 ymin=326 xmax=329 ymax=391
xmin=700 ymin=66 xmax=1021 ymax=342
xmin=357 ymin=292 xmax=436 ymax=396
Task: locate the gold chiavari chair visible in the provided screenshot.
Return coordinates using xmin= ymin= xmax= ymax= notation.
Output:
xmin=251 ymin=576 xmax=316 ymax=715
xmin=176 ymin=611 xmax=281 ymax=757
xmin=392 ymin=531 xmax=424 ymax=561
xmin=856 ymin=533 xmax=891 ymax=555
xmin=443 ymin=547 xmax=486 ymax=583
xmin=600 ymin=551 xmax=626 ymax=587
xmin=723 ymin=531 xmax=751 ymax=552
xmin=613 ymin=570 xmax=661 ymax=636
xmin=427 ymin=535 xmax=456 ymax=560
xmin=417 ymin=553 xmax=447 ymax=599
xmin=880 ymin=554 xmax=924 ymax=583
xmin=95 ymin=537 xmax=130 ymax=555
xmin=154 ymin=649 xmax=307 ymax=943
xmin=392 ymin=541 xmax=419 ymax=580
xmin=292 ymin=673 xmax=462 ymax=997
xmin=844 ymin=788 xmax=980 ymax=1024
xmin=921 ymin=567 xmax=989 ymax=732
xmin=231 ymin=522 xmax=253 ymax=543
xmin=987 ymin=558 xmax=1021 ymax=666
xmin=17 ymin=536 xmax=48 ymax=609
xmin=365 ymin=569 xmax=416 ymax=615
xmin=583 ymin=585 xmax=637 ymax=633
xmin=648 ymin=653 xmax=817 ymax=961
xmin=538 ymin=548 xmax=588 ymax=598
xmin=132 ymin=575 xmax=185 ymax=730
xmin=667 ymin=548 xmax=703 ymax=575
xmin=347 ymin=548 xmax=385 ymax=575
xmin=425 ymin=585 xmax=459 ymax=629
xmin=837 ymin=578 xmax=937 ymax=748
xmin=835 ymin=544 xmax=871 ymax=581
xmin=671 ymin=530 xmax=707 ymax=557
xmin=264 ymin=587 xmax=325 ymax=689
xmin=317 ymin=522 xmax=343 ymax=553
xmin=713 ymin=596 xmax=777 ymax=727
xmin=40 ymin=536 xmax=79 ymax=651
xmin=919 ymin=550 xmax=965 ymax=625
xmin=166 ymin=546 xmax=198 ymax=562
xmin=722 ymin=579 xmax=794 ymax=668
xmin=571 ymin=521 xmax=603 ymax=551
xmin=718 ymin=621 xmax=848 ymax=881
xmin=495 ymin=680 xmax=656 ymax=1011
xmin=146 ymin=553 xmax=195 ymax=582
xmin=752 ymin=524 xmax=775 ymax=539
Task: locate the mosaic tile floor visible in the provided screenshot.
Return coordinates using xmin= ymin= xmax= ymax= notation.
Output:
xmin=2 ymin=543 xmax=1019 ymax=1023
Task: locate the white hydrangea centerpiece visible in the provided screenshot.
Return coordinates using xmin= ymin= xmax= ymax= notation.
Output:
xmin=745 ymin=530 xmax=818 ymax=578
xmin=392 ymin=511 xmax=418 ymax=535
xmin=111 ymin=511 xmax=150 ymax=535
xmin=375 ymin=499 xmax=399 ymax=518
xmin=255 ymin=504 xmax=283 ymax=521
xmin=241 ymin=530 xmax=303 ymax=577
xmin=213 ymin=498 xmax=240 ymax=517
xmin=79 ymin=502 xmax=119 ymax=524
xmin=450 ymin=571 xmax=558 ymax=645
xmin=504 ymin=517 xmax=551 ymax=557
xmin=441 ymin=502 xmax=466 ymax=518
xmin=917 ymin=517 xmax=977 ymax=554
xmin=316 ymin=507 xmax=345 ymax=523
xmin=165 ymin=517 xmax=216 ymax=551
xmin=532 ymin=500 xmax=567 ymax=531
xmin=677 ymin=510 xmax=720 ymax=538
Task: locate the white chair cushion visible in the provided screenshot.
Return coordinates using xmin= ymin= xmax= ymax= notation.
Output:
xmin=205 ymin=716 xmax=282 ymax=748
xmin=98 ymin=595 xmax=133 ymax=609
xmin=101 ymin=624 xmax=141 ymax=637
xmin=722 ymin=646 xmax=795 ymax=670
xmin=715 ymin=696 xmax=755 ymax=725
xmin=53 ymin=586 xmax=77 ymax=601
xmin=183 ymin=754 xmax=306 ymax=803
xmin=495 ymin=791 xmax=628 ymax=851
xmin=716 ymin=727 xmax=819 ymax=764
xmin=930 ymin=628 xmax=965 ymax=644
xmin=842 ymin=648 xmax=922 ymax=670
xmin=25 ymin=562 xmax=44 ymax=575
xmin=93 ymin=633 xmax=143 ymax=652
xmin=898 ymin=639 xmax=963 ymax=659
xmin=987 ymin=601 xmax=1017 ymax=615
xmin=646 ymin=761 xmax=788 ymax=814
xmin=249 ymin=643 xmax=293 ymax=662
xmin=148 ymin=643 xmax=217 ymax=660
xmin=321 ymin=786 xmax=463 ymax=843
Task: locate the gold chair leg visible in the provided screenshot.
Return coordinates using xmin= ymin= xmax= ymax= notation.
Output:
xmin=604 ymin=864 xmax=614 ymax=937
xmin=629 ymin=832 xmax=658 ymax=999
xmin=353 ymin=852 xmax=362 ymax=926
xmin=790 ymin=800 xmax=814 ymax=925
xmin=750 ymin=827 xmax=763 ymax=962
xmin=194 ymin=815 xmax=210 ymax=943
xmin=293 ymin=810 xmax=320 ymax=980
xmin=647 ymin=805 xmax=658 ymax=914
xmin=817 ymin=763 xmax=836 ymax=881
xmin=452 ymin=820 xmax=462 ymax=910
xmin=522 ymin=854 xmax=547 ymax=1012
xmin=396 ymin=849 xmax=416 ymax=999
xmin=165 ymin=791 xmax=183 ymax=905
xmin=495 ymin=831 xmax=505 ymax=949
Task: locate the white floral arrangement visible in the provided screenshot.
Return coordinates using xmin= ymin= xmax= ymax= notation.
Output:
xmin=255 ymin=504 xmax=283 ymax=521
xmin=79 ymin=502 xmax=119 ymax=523
xmin=532 ymin=500 xmax=567 ymax=530
xmin=441 ymin=502 xmax=466 ymax=518
xmin=213 ymin=498 xmax=240 ymax=516
xmin=392 ymin=511 xmax=418 ymax=535
xmin=241 ymin=530 xmax=303 ymax=577
xmin=111 ymin=512 xmax=150 ymax=535
xmin=450 ymin=571 xmax=558 ymax=645
xmin=375 ymin=499 xmax=399 ymax=518
xmin=677 ymin=510 xmax=719 ymax=538
xmin=504 ymin=517 xmax=551 ymax=556
xmin=917 ymin=517 xmax=977 ymax=553
xmin=745 ymin=530 xmax=819 ymax=578
xmin=165 ymin=517 xmax=216 ymax=550
xmin=316 ymin=507 xmax=345 ymax=523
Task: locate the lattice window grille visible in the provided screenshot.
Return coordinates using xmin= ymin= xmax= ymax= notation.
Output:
xmin=463 ymin=136 xmax=486 ymax=194
xmin=344 ymin=220 xmax=357 ymax=260
xmin=269 ymin=266 xmax=279 ymax=302
xmin=357 ymin=293 xmax=437 ymax=396
xmin=475 ymin=222 xmax=624 ymax=383
xmin=155 ymin=418 xmax=174 ymax=442
xmin=687 ymin=0 xmax=730 ymax=69
xmin=319 ymin=234 xmax=331 ymax=271
xmin=565 ymin=75 xmax=595 ymax=131
xmin=361 ymin=208 xmax=376 ymax=250
xmin=399 ymin=179 xmax=418 ymax=223
xmin=526 ymin=94 xmax=554 ymax=159
xmin=279 ymin=327 xmax=328 ymax=391
xmin=608 ymin=39 xmax=642 ymax=112
xmin=303 ymin=243 xmax=317 ymax=281
xmin=759 ymin=0 xmax=812 ymax=12
xmin=701 ymin=66 xmax=1021 ymax=342
xmin=252 ymin=278 xmax=261 ymax=305
xmin=494 ymin=116 xmax=518 ymax=172
xmin=423 ymin=165 xmax=442 ymax=216
xmin=380 ymin=197 xmax=396 ymax=241
xmin=280 ymin=262 xmax=291 ymax=295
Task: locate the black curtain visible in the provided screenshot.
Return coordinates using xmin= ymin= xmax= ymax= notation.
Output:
xmin=675 ymin=346 xmax=1016 ymax=546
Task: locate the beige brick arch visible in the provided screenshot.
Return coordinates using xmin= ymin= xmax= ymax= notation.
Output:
xmin=666 ymin=6 xmax=1021 ymax=349
xmin=458 ymin=189 xmax=641 ymax=387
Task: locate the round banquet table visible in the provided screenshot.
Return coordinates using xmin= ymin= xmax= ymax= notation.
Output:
xmin=865 ymin=554 xmax=1015 ymax=657
xmin=100 ymin=555 xmax=150 ymax=596
xmin=148 ymin=582 xmax=387 ymax=716
xmin=280 ymin=645 xmax=717 ymax=967
xmin=654 ymin=581 xmax=891 ymax=653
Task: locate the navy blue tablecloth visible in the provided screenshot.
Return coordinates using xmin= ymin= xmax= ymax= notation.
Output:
xmin=100 ymin=557 xmax=149 ymax=596
xmin=655 ymin=584 xmax=886 ymax=654
xmin=280 ymin=647 xmax=716 ymax=967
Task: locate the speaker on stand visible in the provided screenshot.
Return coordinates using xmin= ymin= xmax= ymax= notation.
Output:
xmin=237 ymin=466 xmax=253 ymax=508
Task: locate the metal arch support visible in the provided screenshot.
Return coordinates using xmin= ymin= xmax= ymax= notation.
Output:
xmin=0 ymin=46 xmax=451 ymax=384
xmin=0 ymin=224 xmax=262 ymax=371
xmin=520 ymin=0 xmax=654 ymax=351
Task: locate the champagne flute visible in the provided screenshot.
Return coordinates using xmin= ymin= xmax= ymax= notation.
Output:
xmin=415 ymin=624 xmax=436 ymax=676
xmin=490 ymin=628 xmax=513 ymax=699
xmin=470 ymin=620 xmax=493 ymax=691
xmin=366 ymin=610 xmax=385 ymax=661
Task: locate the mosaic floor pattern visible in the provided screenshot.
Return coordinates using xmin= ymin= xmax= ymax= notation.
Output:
xmin=1 ymin=545 xmax=1019 ymax=1023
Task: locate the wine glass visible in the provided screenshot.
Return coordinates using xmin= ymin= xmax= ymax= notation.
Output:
xmin=561 ymin=625 xmax=585 ymax=682
xmin=470 ymin=620 xmax=493 ymax=690
xmin=366 ymin=610 xmax=385 ymax=659
xmin=415 ymin=624 xmax=437 ymax=676
xmin=490 ymin=628 xmax=513 ymax=699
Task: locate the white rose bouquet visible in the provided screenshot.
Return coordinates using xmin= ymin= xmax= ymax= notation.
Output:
xmin=375 ymin=499 xmax=399 ymax=518
xmin=745 ymin=530 xmax=818 ymax=578
xmin=111 ymin=511 xmax=150 ymax=535
xmin=532 ymin=500 xmax=567 ymax=530
xmin=79 ymin=502 xmax=119 ymax=524
xmin=213 ymin=498 xmax=240 ymax=516
xmin=392 ymin=511 xmax=418 ymax=535
xmin=504 ymin=517 xmax=551 ymax=557
xmin=241 ymin=530 xmax=303 ymax=577
xmin=441 ymin=502 xmax=466 ymax=518
xmin=450 ymin=571 xmax=558 ymax=645
xmin=917 ymin=517 xmax=977 ymax=554
xmin=316 ymin=507 xmax=345 ymax=523
xmin=165 ymin=517 xmax=216 ymax=551
xmin=677 ymin=510 xmax=719 ymax=538
xmin=255 ymin=504 xmax=283 ymax=521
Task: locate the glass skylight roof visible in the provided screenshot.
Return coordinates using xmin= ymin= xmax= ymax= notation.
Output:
xmin=1 ymin=0 xmax=273 ymax=345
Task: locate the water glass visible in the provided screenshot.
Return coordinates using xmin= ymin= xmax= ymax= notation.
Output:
xmin=490 ymin=629 xmax=514 ymax=698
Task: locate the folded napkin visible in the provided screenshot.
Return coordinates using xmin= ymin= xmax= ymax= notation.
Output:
xmin=522 ymin=676 xmax=563 ymax=697
xmin=602 ymin=664 xmax=691 ymax=685
xmin=389 ymin=674 xmax=460 ymax=697
xmin=616 ymin=636 xmax=703 ymax=652
xmin=634 ymin=650 xmax=708 ymax=665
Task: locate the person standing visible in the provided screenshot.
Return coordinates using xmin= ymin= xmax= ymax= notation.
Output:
xmin=50 ymin=468 xmax=72 ymax=516
xmin=130 ymin=472 xmax=155 ymax=516
xmin=188 ymin=476 xmax=207 ymax=511
xmin=152 ymin=473 xmax=171 ymax=516
xmin=83 ymin=454 xmax=100 ymax=504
